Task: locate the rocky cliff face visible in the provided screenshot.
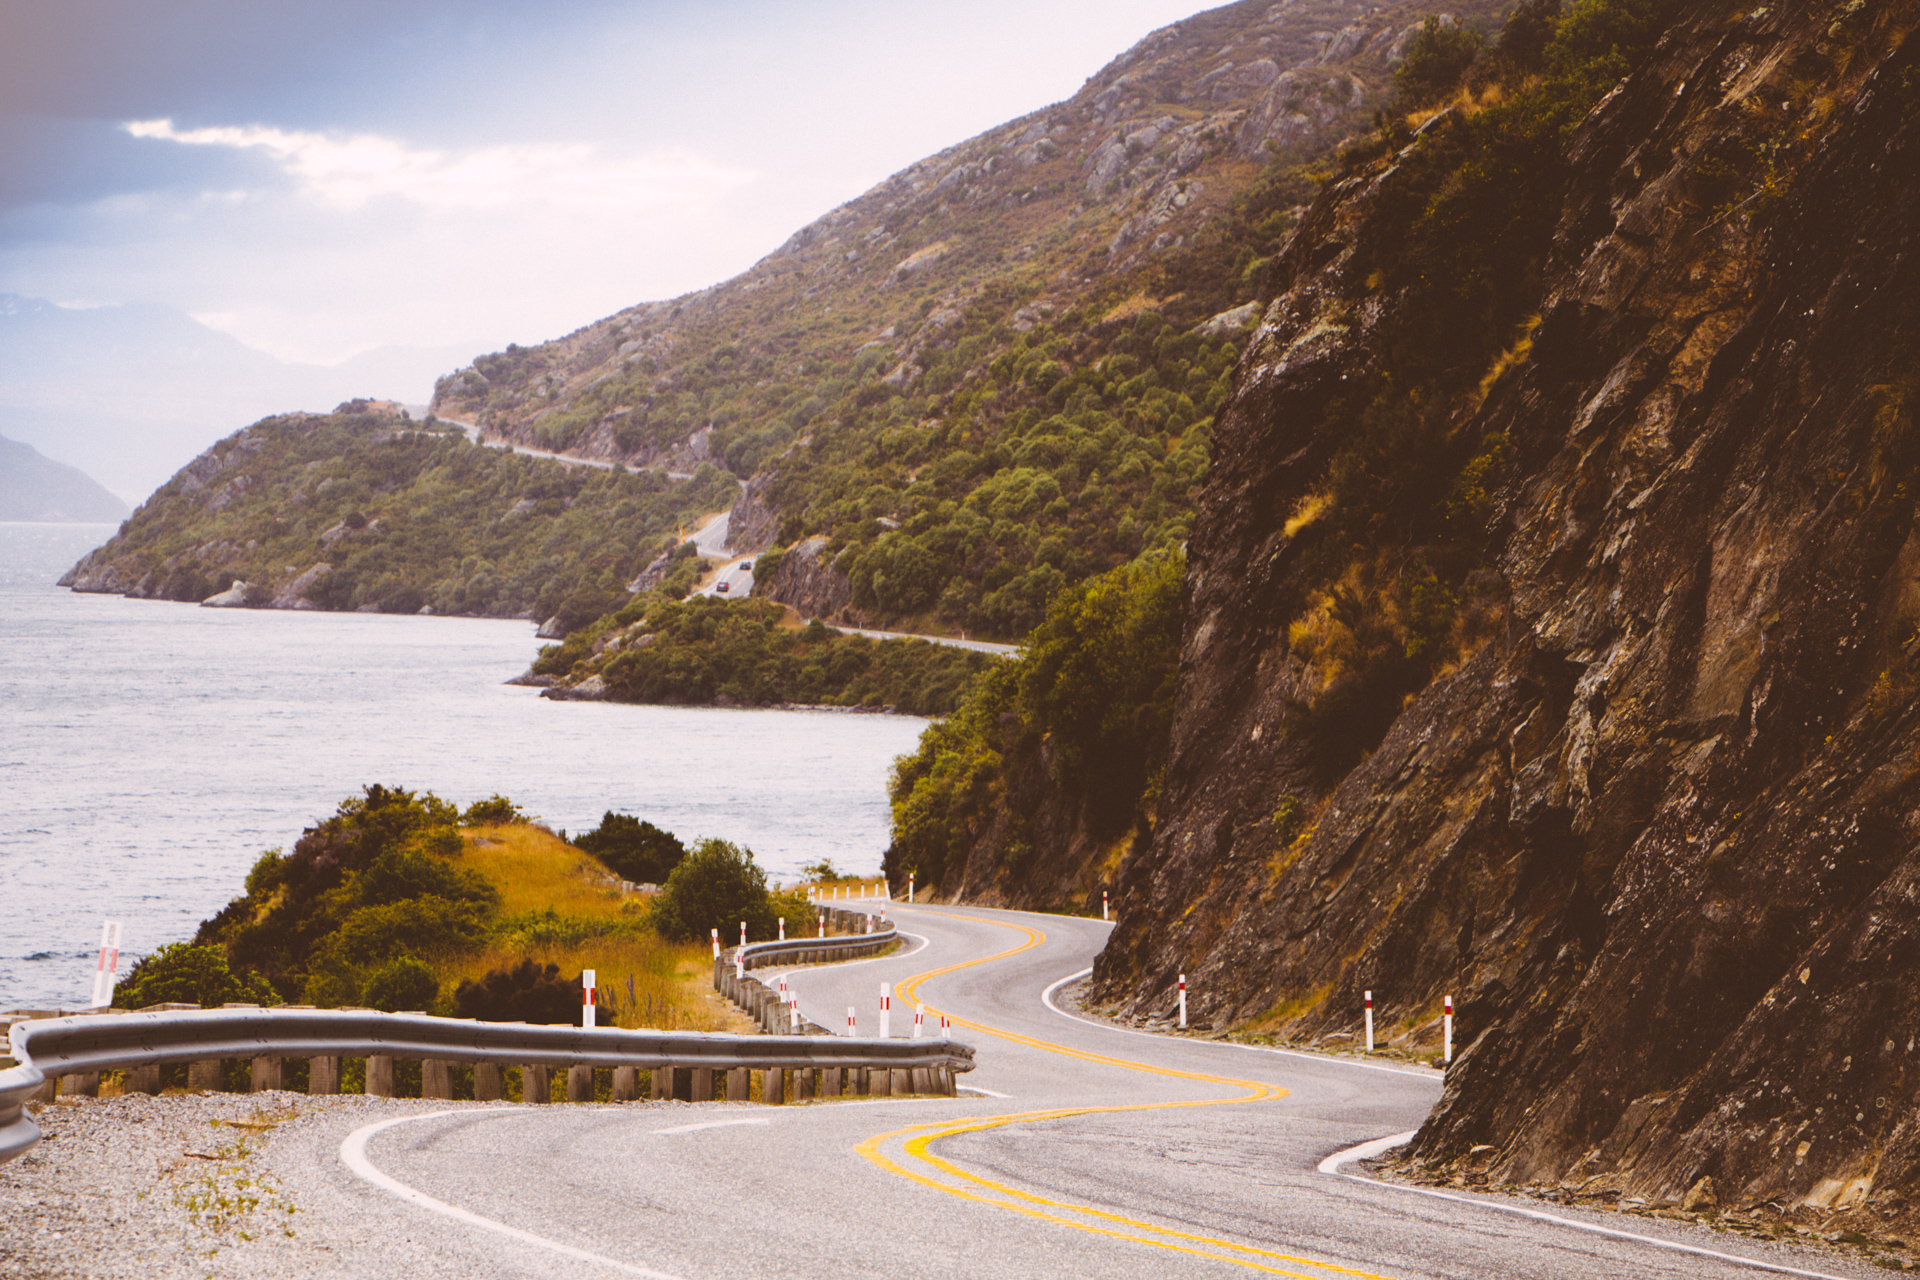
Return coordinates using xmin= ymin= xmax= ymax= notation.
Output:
xmin=1093 ymin=0 xmax=1920 ymax=1230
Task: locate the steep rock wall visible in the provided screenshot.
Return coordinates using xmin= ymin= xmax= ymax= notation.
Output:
xmin=1094 ymin=0 xmax=1920 ymax=1227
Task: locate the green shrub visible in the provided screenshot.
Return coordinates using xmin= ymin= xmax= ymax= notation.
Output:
xmin=114 ymin=942 xmax=279 ymax=1010
xmin=571 ymin=813 xmax=687 ymax=885
xmin=649 ymin=839 xmax=784 ymax=943
xmin=452 ymin=959 xmax=580 ymax=1025
xmin=359 ymin=957 xmax=439 ymax=1012
xmin=463 ymin=795 xmax=525 ymax=826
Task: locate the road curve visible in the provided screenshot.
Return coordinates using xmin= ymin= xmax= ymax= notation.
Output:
xmin=317 ymin=905 xmax=1882 ymax=1279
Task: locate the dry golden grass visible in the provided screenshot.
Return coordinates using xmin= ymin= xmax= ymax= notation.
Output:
xmin=460 ymin=824 xmax=626 ymax=918
xmin=438 ymin=823 xmax=755 ymax=1033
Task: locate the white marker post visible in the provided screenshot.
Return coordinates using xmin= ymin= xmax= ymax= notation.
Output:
xmin=880 ymin=983 xmax=892 ymax=1038
xmin=847 ymin=1006 xmax=856 ymax=1036
xmin=1178 ymin=974 xmax=1187 ymax=1029
xmin=778 ymin=975 xmax=788 ymax=1004
xmin=1443 ymin=995 xmax=1454 ymax=1064
xmin=790 ymin=994 xmax=801 ymax=1033
xmin=711 ymin=928 xmax=720 ymax=960
xmin=779 ymin=917 xmax=786 ymax=942
xmin=1364 ymin=990 xmax=1374 ymax=1052
xmin=908 ymin=872 xmax=914 ymax=904
xmin=940 ymin=1014 xmax=951 ymax=1035
xmin=817 ymin=913 xmax=825 ymax=938
xmin=913 ymin=1003 xmax=925 ymax=1039
xmin=582 ymin=969 xmax=597 ymax=1029
xmin=739 ymin=920 xmax=747 ymax=950
xmin=89 ymin=921 xmax=122 ymax=1009
xmin=1102 ymin=891 xmax=1109 ymax=922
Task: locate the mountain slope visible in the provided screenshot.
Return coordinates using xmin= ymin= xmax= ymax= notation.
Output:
xmin=433 ymin=0 xmax=1498 ymax=641
xmin=1083 ymin=0 xmax=1920 ymax=1232
xmin=0 ymin=433 xmax=129 ymax=522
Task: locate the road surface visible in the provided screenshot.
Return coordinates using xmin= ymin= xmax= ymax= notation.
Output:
xmin=313 ymin=904 xmax=1880 ymax=1279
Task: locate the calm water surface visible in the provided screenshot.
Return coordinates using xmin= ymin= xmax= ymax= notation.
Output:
xmin=0 ymin=523 xmax=926 ymax=1009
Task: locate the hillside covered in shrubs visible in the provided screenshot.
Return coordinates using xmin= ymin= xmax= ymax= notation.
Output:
xmin=122 ymin=786 xmax=814 ymax=1033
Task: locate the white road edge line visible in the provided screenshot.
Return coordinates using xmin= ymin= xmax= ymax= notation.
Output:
xmin=651 ymin=1118 xmax=772 ymax=1135
xmin=1318 ymin=1133 xmax=1858 ymax=1280
xmin=1038 ymin=969 xmax=1441 ymax=1082
xmin=959 ymin=1086 xmax=1012 ymax=1098
xmin=1046 ymin=972 xmax=1859 ymax=1280
xmin=340 ymin=1108 xmax=686 ymax=1280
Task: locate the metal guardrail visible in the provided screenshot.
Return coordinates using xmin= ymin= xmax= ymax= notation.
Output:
xmin=2 ymin=989 xmax=974 ymax=1167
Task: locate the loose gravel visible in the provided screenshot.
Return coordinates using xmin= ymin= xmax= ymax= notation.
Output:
xmin=1 ymin=1091 xmax=478 ymax=1280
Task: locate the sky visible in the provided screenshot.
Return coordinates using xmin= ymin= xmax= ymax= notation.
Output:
xmin=0 ymin=0 xmax=1216 ymax=369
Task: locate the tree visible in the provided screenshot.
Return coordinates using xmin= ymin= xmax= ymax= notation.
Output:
xmin=649 ymin=839 xmax=782 ymax=943
xmin=1395 ymin=16 xmax=1486 ymax=109
xmin=572 ymin=812 xmax=687 ymax=885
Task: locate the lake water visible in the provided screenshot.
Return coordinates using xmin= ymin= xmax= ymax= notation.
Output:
xmin=0 ymin=523 xmax=928 ymax=1010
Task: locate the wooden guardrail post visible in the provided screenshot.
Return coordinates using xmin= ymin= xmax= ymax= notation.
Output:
xmin=689 ymin=1068 xmax=713 ymax=1103
xmin=474 ymin=1063 xmax=504 ymax=1101
xmin=822 ymin=1066 xmax=843 ymax=1097
xmin=124 ymin=1063 xmax=161 ymax=1095
xmin=187 ymin=1059 xmax=223 ymax=1092
xmin=422 ymin=1059 xmax=453 ymax=1100
xmin=309 ymin=1056 xmax=340 ymax=1095
xmin=567 ymin=1065 xmax=594 ymax=1102
xmin=365 ymin=1055 xmax=395 ymax=1097
xmin=763 ymin=1067 xmax=785 ymax=1104
xmin=250 ymin=1057 xmax=282 ymax=1092
xmin=523 ymin=1064 xmax=551 ymax=1103
xmin=726 ymin=1067 xmax=749 ymax=1101
xmin=792 ymin=1067 xmax=813 ymax=1102
xmin=57 ymin=1073 xmax=98 ymax=1098
xmin=611 ymin=1066 xmax=639 ymax=1101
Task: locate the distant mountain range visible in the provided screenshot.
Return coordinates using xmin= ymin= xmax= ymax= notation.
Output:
xmin=0 ymin=294 xmax=480 ymax=504
xmin=0 ymin=433 xmax=129 ymax=523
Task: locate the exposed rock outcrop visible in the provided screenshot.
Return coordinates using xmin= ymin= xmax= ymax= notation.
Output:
xmin=1093 ymin=0 xmax=1920 ymax=1233
xmin=759 ymin=536 xmax=853 ymax=621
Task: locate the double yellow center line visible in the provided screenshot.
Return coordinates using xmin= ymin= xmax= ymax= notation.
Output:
xmin=855 ymin=912 xmax=1403 ymax=1280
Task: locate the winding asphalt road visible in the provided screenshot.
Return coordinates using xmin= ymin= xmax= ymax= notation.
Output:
xmin=313 ymin=905 xmax=1883 ymax=1279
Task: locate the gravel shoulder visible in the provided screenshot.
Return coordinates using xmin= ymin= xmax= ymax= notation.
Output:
xmin=0 ymin=1091 xmax=684 ymax=1280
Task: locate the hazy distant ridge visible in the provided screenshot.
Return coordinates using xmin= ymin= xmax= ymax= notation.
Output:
xmin=0 ymin=433 xmax=130 ymax=523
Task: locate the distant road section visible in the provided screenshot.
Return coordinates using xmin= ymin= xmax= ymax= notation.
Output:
xmin=831 ymin=626 xmax=1020 ymax=656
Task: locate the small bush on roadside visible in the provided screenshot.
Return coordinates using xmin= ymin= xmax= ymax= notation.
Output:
xmin=649 ymin=839 xmax=784 ymax=943
xmin=452 ymin=958 xmax=581 ymax=1025
xmin=359 ymin=956 xmax=439 ymax=1012
xmin=113 ymin=942 xmax=279 ymax=1010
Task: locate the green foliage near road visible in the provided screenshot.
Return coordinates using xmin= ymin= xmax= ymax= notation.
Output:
xmin=68 ymin=407 xmax=738 ymax=625
xmin=192 ymin=784 xmax=500 ymax=1006
xmin=451 ymin=958 xmax=579 ymax=1025
xmin=113 ymin=941 xmax=279 ymax=1011
xmin=886 ymin=551 xmax=1184 ymax=894
xmin=648 ymin=838 xmax=810 ymax=945
xmin=535 ymin=592 xmax=996 ymax=716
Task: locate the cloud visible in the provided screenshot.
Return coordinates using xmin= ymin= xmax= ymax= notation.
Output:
xmin=123 ymin=118 xmax=751 ymax=212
